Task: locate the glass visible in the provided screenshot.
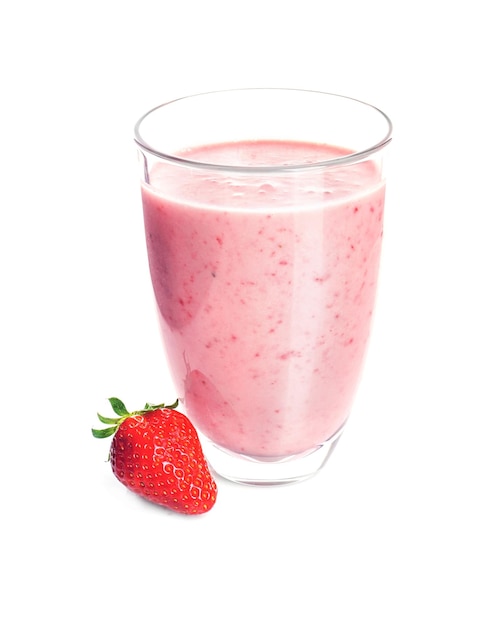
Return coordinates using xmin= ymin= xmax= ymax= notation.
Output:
xmin=134 ymin=88 xmax=392 ymax=485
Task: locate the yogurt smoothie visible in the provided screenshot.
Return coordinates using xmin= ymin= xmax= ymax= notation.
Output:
xmin=142 ymin=140 xmax=385 ymax=460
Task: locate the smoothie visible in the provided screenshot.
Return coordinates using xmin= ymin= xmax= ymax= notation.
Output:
xmin=141 ymin=140 xmax=385 ymax=459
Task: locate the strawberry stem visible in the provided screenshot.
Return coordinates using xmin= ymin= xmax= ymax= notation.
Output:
xmin=92 ymin=397 xmax=179 ymax=440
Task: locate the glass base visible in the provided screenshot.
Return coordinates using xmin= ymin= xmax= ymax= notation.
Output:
xmin=202 ymin=429 xmax=344 ymax=486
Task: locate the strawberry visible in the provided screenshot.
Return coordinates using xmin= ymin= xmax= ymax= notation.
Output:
xmin=92 ymin=398 xmax=217 ymax=515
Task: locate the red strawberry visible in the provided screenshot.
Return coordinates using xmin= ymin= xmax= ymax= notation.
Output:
xmin=92 ymin=398 xmax=217 ymax=515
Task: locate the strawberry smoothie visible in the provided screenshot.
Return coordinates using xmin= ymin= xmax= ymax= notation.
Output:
xmin=141 ymin=140 xmax=385 ymax=460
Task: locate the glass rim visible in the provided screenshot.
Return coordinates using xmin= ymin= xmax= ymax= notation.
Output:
xmin=133 ymin=87 xmax=393 ymax=173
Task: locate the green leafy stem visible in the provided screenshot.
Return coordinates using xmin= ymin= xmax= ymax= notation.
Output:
xmin=91 ymin=397 xmax=179 ymax=439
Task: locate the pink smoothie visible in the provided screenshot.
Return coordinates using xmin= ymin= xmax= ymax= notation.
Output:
xmin=141 ymin=140 xmax=385 ymax=459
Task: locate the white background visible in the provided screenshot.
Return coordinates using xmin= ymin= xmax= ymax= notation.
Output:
xmin=1 ymin=1 xmax=489 ymax=624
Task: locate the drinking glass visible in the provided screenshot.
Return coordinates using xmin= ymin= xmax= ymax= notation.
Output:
xmin=134 ymin=88 xmax=392 ymax=485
